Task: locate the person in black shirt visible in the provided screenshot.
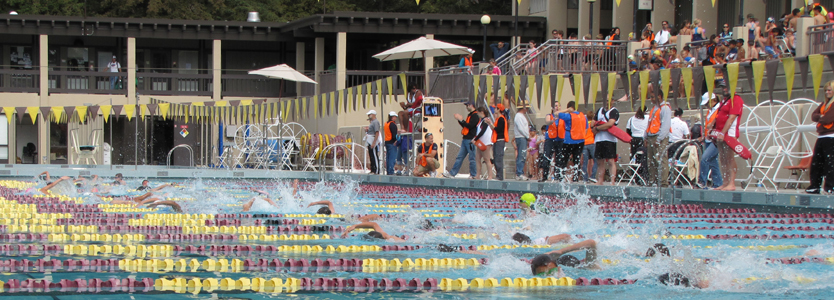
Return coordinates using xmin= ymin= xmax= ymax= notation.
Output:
xmin=414 ymin=133 xmax=440 ymax=177
xmin=444 ymin=102 xmax=480 ymax=179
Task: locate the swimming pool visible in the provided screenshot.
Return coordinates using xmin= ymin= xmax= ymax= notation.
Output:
xmin=0 ymin=177 xmax=833 ymax=299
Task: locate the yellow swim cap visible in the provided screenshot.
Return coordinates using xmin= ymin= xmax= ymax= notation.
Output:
xmin=520 ymin=193 xmax=536 ymax=206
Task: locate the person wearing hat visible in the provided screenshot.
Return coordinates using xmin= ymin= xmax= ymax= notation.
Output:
xmin=530 ymin=239 xmax=599 ymax=276
xmin=444 ymin=101 xmax=480 ymax=179
xmin=519 ymin=193 xmax=550 ymax=215
xmin=697 ymin=91 xmax=722 ymax=189
xmin=107 ymin=55 xmax=121 ymax=90
xmin=383 ymin=111 xmax=399 ymax=175
xmin=514 ymin=101 xmax=531 ymax=181
xmin=413 ymin=133 xmax=440 ymax=177
xmin=365 ymin=110 xmax=381 ymax=174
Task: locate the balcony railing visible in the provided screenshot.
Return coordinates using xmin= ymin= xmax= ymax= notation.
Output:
xmin=809 ymin=23 xmax=834 ymax=55
xmin=318 ymin=70 xmax=424 ymax=95
xmin=48 ymin=71 xmax=127 ymax=94
xmin=504 ymin=39 xmax=628 ymax=75
xmin=137 ymin=72 xmax=212 ymax=96
xmin=0 ymin=68 xmax=39 ymax=93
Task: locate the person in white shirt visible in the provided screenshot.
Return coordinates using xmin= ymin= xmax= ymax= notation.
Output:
xmin=474 ymin=107 xmax=495 ymax=180
xmin=654 ymin=20 xmax=671 ymax=45
xmin=513 ymin=103 xmax=531 ymax=180
xmin=107 ymin=56 xmax=122 ymax=90
xmin=667 ymin=108 xmax=691 ymax=160
xmin=626 ymin=108 xmax=648 ymax=160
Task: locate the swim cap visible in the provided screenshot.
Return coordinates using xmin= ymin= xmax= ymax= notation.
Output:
xmin=520 ymin=193 xmax=536 ymax=206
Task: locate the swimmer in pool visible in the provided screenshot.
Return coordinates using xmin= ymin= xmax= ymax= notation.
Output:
xmin=136 ymin=180 xmax=172 ymax=192
xmin=306 ymin=200 xmax=382 ymax=221
xmin=340 ymin=219 xmax=436 ymax=242
xmin=39 ymin=176 xmax=73 ymax=194
xmin=530 ymin=239 xmax=600 ymax=276
xmin=436 ymin=244 xmax=487 ymax=255
xmin=512 ymin=232 xmax=573 ymax=245
xmin=519 ymin=193 xmax=550 ymax=216
xmin=241 ymin=180 xmax=299 ymax=212
xmin=658 ymin=272 xmax=710 ymax=289
xmin=107 ymin=192 xmax=183 ymax=212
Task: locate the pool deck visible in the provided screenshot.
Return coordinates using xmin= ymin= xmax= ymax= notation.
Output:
xmin=2 ymin=164 xmax=832 ymax=213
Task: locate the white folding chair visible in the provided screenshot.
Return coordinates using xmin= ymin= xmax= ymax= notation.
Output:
xmin=745 ymin=145 xmax=783 ymax=192
xmin=671 ymin=160 xmax=694 ymax=188
xmin=301 ymin=147 xmax=319 ymax=172
xmin=618 ymin=150 xmax=645 ymax=186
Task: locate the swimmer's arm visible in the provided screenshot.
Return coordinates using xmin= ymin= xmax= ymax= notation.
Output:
xmin=39 ymin=171 xmax=51 ymax=181
xmin=251 ymin=188 xmax=269 ymax=196
xmin=262 ymin=197 xmax=278 ymax=207
xmin=73 ymin=178 xmax=86 ymax=183
xmin=40 ymin=176 xmax=70 ymax=194
xmin=133 ymin=192 xmax=154 ymax=202
xmin=545 ymin=239 xmax=596 ymax=256
xmin=109 ymin=199 xmax=136 ymax=206
xmin=136 ymin=197 xmax=161 ymax=206
xmin=341 ymin=222 xmax=385 ymax=237
xmin=307 ymin=200 xmax=335 ymax=213
xmin=459 ymin=249 xmax=486 ymax=255
xmin=150 ymin=184 xmax=172 ymax=192
xmin=146 ymin=201 xmax=183 ymax=213
xmin=242 ymin=198 xmax=256 ymax=212
xmin=292 ymin=179 xmax=298 ymax=196
xmin=358 ymin=214 xmax=381 ymax=222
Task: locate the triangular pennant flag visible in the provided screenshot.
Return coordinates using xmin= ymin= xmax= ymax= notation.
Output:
xmin=294 ymin=98 xmax=300 ymax=120
xmin=581 ymin=74 xmax=591 ymax=105
xmin=472 ymin=75 xmax=481 ymax=101
xmin=627 ymin=72 xmax=636 ymax=106
xmin=639 ymin=70 xmax=649 ymax=109
xmin=810 ymin=54 xmax=825 ymax=99
xmin=101 ymin=105 xmax=112 ymax=123
xmin=64 ymin=106 xmax=75 ymax=123
xmin=159 ymin=103 xmax=170 ymax=120
xmin=147 ymin=103 xmax=157 ymax=118
xmin=3 ymin=107 xmax=13 ymax=124
xmin=513 ymin=75 xmax=521 ymax=103
xmin=541 ymin=75 xmax=551 ymax=108
xmin=549 ymin=75 xmax=558 ymax=107
xmin=711 ymin=0 xmax=715 ymax=6
xmin=567 ymin=74 xmax=576 ymax=101
xmin=573 ymin=74 xmax=583 ymax=104
xmin=555 ymin=75 xmax=565 ymax=105
xmin=124 ymin=105 xmax=135 ymax=121
xmin=338 ymin=89 xmax=345 ymax=113
xmin=527 ymin=75 xmax=536 ymax=102
xmin=139 ymin=104 xmax=148 ymax=120
xmin=751 ymin=61 xmax=765 ymax=103
xmin=215 ymin=100 xmax=227 ymax=107
xmin=386 ymin=77 xmax=393 ymax=104
xmin=14 ymin=107 xmax=25 ymax=123
xmin=303 ymin=97 xmax=309 ymax=118
xmin=229 ymin=100 xmax=241 ymax=107
xmin=799 ymin=57 xmax=809 ymax=94
xmin=27 ymin=107 xmax=39 ymax=124
xmin=727 ymin=63 xmax=739 ymax=99
xmin=616 ymin=0 xmax=621 ymax=6
xmin=589 ymin=73 xmax=599 ymax=108
xmin=313 ymin=95 xmax=319 ymax=119
xmin=348 ymin=87 xmax=355 ymax=112
xmin=486 ymin=75 xmax=494 ymax=101
xmin=240 ymin=99 xmax=252 ymax=107
xmin=766 ymin=59 xmax=779 ymax=101
xmin=285 ymin=99 xmax=292 ymax=120
xmin=607 ymin=72 xmax=617 ymax=106
xmin=660 ymin=69 xmax=671 ymax=100
xmin=399 ymin=73 xmax=407 ymax=98
xmin=375 ymin=80 xmax=382 ymax=106
xmin=76 ymin=106 xmax=88 ymax=123
xmin=743 ymin=63 xmax=755 ymax=94
xmin=782 ymin=57 xmax=795 ymax=100
xmin=520 ymin=75 xmax=529 ymax=102
xmin=88 ymin=105 xmax=99 ymax=121
xmin=704 ymin=66 xmax=716 ymax=99
xmin=499 ymin=76 xmax=507 ymax=101
xmin=649 ymin=70 xmax=661 ymax=100
xmin=535 ymin=75 xmax=543 ymax=109
xmin=692 ymin=67 xmax=704 ymax=102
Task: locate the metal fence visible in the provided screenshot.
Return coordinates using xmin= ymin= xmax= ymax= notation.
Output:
xmin=137 ymin=72 xmax=212 ymax=96
xmin=0 ymin=68 xmax=39 ymax=93
xmin=428 ymin=66 xmax=473 ymax=102
xmin=48 ymin=71 xmax=127 ymax=94
xmin=507 ymin=40 xmax=628 ymax=75
xmin=633 ymin=43 xmax=678 ymax=70
xmin=808 ymin=23 xmax=834 ymax=55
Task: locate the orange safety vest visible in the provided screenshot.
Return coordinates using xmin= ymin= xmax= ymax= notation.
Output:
xmin=461 ymin=114 xmax=473 ymax=136
xmin=547 ymin=114 xmax=565 ymax=139
xmin=384 ymin=121 xmax=396 ymax=142
xmin=567 ymin=112 xmax=587 ymax=141
xmin=584 ymin=120 xmax=595 ymax=145
xmin=820 ymin=101 xmax=834 ymax=130
xmin=463 ymin=56 xmax=472 ymax=66
xmin=492 ymin=114 xmax=509 ymax=143
xmin=647 ymin=104 xmax=671 ymax=134
xmin=419 ymin=143 xmax=435 ymax=166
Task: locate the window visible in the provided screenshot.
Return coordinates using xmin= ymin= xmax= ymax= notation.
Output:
xmin=10 ymin=46 xmax=33 ymax=69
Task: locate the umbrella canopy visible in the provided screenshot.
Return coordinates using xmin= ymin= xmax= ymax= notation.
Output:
xmin=248 ymin=64 xmax=317 ymax=84
xmin=373 ymin=37 xmax=472 ymax=61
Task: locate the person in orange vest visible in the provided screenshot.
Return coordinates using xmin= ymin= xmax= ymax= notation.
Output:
xmin=485 ymin=103 xmax=509 ymax=181
xmin=540 ymin=103 xmax=566 ymax=182
xmin=413 ymin=133 xmax=440 ymax=177
xmin=555 ymin=101 xmax=588 ymax=182
xmin=807 ymin=81 xmax=834 ymax=193
xmin=444 ymin=101 xmax=480 ymax=179
xmin=644 ymin=86 xmax=672 ymax=187
xmin=383 ymin=111 xmax=399 ymax=175
xmin=459 ymin=52 xmax=474 ymax=74
xmin=580 ymin=110 xmax=597 ymax=182
xmin=697 ymin=92 xmax=722 ymax=189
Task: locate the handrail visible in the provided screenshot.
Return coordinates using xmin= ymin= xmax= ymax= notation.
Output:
xmin=317 ymin=142 xmax=367 ymax=181
xmin=167 ymin=144 xmax=194 ymax=168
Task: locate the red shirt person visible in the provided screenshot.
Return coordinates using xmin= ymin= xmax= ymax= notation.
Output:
xmin=710 ymin=84 xmax=743 ymax=191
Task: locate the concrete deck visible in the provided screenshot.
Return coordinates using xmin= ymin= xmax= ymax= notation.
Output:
xmin=2 ymin=164 xmax=831 ymax=213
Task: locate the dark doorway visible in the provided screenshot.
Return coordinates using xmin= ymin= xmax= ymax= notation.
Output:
xmin=148 ymin=117 xmax=174 ymax=165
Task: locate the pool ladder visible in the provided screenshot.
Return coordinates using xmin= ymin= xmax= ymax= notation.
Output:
xmin=167 ymin=144 xmax=194 ymax=168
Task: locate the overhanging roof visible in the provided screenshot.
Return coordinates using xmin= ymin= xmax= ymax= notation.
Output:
xmin=0 ymin=12 xmax=547 ymax=42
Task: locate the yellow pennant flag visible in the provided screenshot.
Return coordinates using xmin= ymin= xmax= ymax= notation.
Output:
xmin=660 ymin=69 xmax=671 ymax=100
xmin=216 ymin=100 xmax=228 ymax=107
xmin=607 ymin=72 xmax=617 ymax=106
xmin=27 ymin=107 xmax=39 ymax=124
xmin=556 ymin=75 xmax=565 ymax=105
xmin=3 ymin=107 xmax=12 ymax=124
xmin=75 ymin=106 xmax=88 ymax=123
xmin=386 ymin=77 xmax=394 ymax=104
xmin=399 ymin=73 xmax=407 ymax=98
xmin=473 ymin=75 xmax=481 ymax=100
xmin=751 ymin=59 xmax=765 ymax=102
xmin=124 ymin=105 xmax=135 ymax=121
xmin=810 ymin=54 xmax=825 ymax=99
xmin=51 ymin=106 xmax=65 ymax=123
xmin=417 ymin=0 xmax=420 ymax=4
xmin=639 ymin=70 xmax=649 ymax=109
xmin=589 ymin=73 xmax=600 ymax=109
xmin=513 ymin=75 xmax=521 ymax=103
xmin=681 ymin=68 xmax=693 ymax=107
xmin=527 ymin=75 xmax=536 ymax=105
xmin=782 ymin=57 xmax=795 ymax=100
xmin=284 ymin=100 xmax=291 ymax=120
xmin=727 ymin=63 xmax=739 ymax=98
xmin=302 ymin=98 xmax=308 ymax=119
xmin=573 ymin=74 xmax=583 ymax=104
xmin=338 ymin=90 xmax=344 ymax=114
xmin=295 ymin=98 xmax=300 ymax=119
xmin=329 ymin=92 xmax=335 ymax=115
xmin=279 ymin=101 xmax=285 ymax=120
xmin=313 ymin=95 xmax=319 ymax=119
xmin=711 ymin=0 xmax=715 ymax=7
xmin=704 ymin=66 xmax=715 ymax=98
xmin=616 ymin=0 xmax=621 ymax=6
xmin=159 ymin=103 xmax=170 ymax=120
xmin=486 ymin=75 xmax=494 ymax=100
xmin=375 ymin=80 xmax=383 ymax=106
xmin=140 ymin=104 xmax=148 ymax=120
xmin=348 ymin=87 xmax=354 ymax=112
xmin=517 ymin=0 xmax=521 ymax=4
xmin=101 ymin=105 xmax=112 ymax=123
xmin=542 ymin=75 xmax=551 ymax=108
xmin=240 ymin=99 xmax=252 ymax=106
xmin=499 ymin=76 xmax=507 ymax=100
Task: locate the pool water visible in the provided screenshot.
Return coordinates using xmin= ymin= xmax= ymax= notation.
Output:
xmin=0 ymin=178 xmax=833 ymax=299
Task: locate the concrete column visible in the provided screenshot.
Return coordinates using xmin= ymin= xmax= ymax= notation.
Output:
xmin=127 ymin=37 xmax=136 ymax=104
xmin=795 ymin=17 xmax=815 ymax=58
xmin=546 ymin=0 xmax=568 ymax=40
xmin=336 ymin=32 xmax=347 ymax=90
xmin=612 ymin=0 xmax=634 ymax=38
xmin=314 ymin=37 xmax=324 ymax=95
xmin=212 ymin=40 xmax=222 ymax=101
xmin=424 ymin=34 xmax=434 ymax=93
xmin=693 ymin=0 xmax=720 ymax=35
xmin=652 ymin=1 xmax=675 ymax=35
xmin=676 ymin=35 xmax=691 ymax=52
xmin=742 ymin=0 xmax=766 ymax=27
xmin=578 ymin=0 xmax=599 ymax=37
xmin=295 ymin=42 xmax=305 ymax=96
xmin=38 ymin=34 xmax=48 ymax=164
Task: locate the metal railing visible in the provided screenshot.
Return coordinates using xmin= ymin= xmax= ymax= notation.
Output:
xmin=507 ymin=40 xmax=628 ymax=74
xmin=221 ymin=74 xmax=290 ymax=98
xmin=685 ymin=39 xmax=711 ymax=67
xmin=317 ymin=142 xmax=367 ymax=181
xmin=167 ymin=144 xmax=194 ymax=168
xmin=317 ymin=70 xmax=424 ymax=94
xmin=808 ymin=23 xmax=834 ymax=55
xmin=495 ymin=43 xmax=530 ymax=75
xmin=0 ymin=68 xmax=39 ymax=93
xmin=428 ymin=66 xmax=472 ymax=102
xmin=137 ymin=72 xmax=212 ymax=96
xmin=633 ymin=43 xmax=678 ymax=70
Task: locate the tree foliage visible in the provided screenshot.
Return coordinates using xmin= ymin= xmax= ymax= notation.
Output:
xmin=0 ymin=0 xmax=509 ymax=22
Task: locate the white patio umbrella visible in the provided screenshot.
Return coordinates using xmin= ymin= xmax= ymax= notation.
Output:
xmin=373 ymin=37 xmax=472 ymax=61
xmin=248 ymin=64 xmax=317 ymax=84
